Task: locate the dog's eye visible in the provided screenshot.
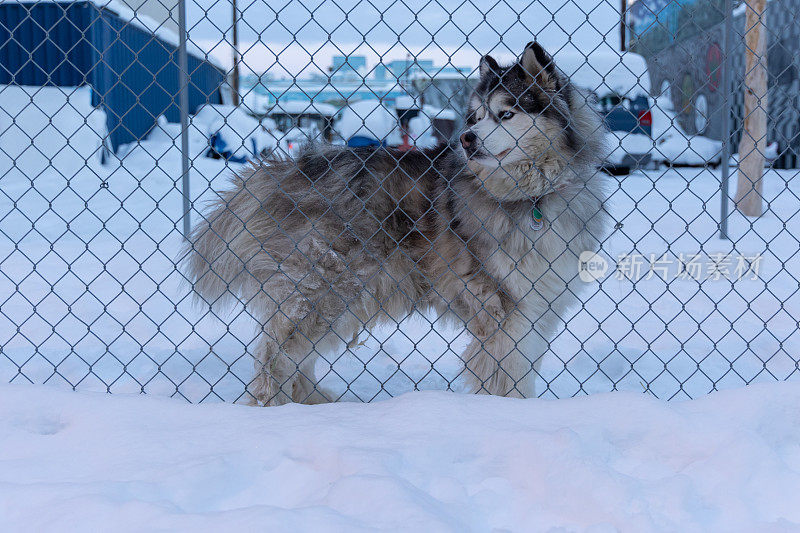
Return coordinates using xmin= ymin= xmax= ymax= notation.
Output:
xmin=499 ymin=110 xmax=516 ymax=120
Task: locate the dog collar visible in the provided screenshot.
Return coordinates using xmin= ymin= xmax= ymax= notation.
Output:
xmin=531 ymin=205 xmax=543 ymax=230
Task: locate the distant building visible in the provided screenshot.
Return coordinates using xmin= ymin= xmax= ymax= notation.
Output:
xmin=242 ymin=56 xmax=475 ymax=139
xmin=331 ymin=56 xmax=368 ymax=80
xmin=243 ymin=77 xmax=407 ymax=110
xmin=374 ymin=59 xmax=437 ymax=82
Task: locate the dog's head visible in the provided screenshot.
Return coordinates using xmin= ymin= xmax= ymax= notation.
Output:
xmin=461 ymin=41 xmax=592 ymax=199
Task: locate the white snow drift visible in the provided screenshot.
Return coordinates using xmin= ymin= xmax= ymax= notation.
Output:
xmin=192 ymin=104 xmax=278 ymax=160
xmin=2 ymin=382 xmax=800 ymax=531
xmin=335 ymin=99 xmax=402 ymax=143
xmin=0 ymin=85 xmax=109 ymax=167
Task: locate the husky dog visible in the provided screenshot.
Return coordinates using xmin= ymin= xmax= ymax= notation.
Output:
xmin=184 ymin=42 xmax=610 ymax=405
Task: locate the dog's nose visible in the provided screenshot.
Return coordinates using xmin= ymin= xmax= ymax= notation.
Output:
xmin=460 ymin=131 xmax=477 ymax=149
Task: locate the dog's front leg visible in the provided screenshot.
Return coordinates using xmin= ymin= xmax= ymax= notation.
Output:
xmin=462 ymin=309 xmax=538 ymax=398
xmin=456 ymin=280 xmax=538 ymax=398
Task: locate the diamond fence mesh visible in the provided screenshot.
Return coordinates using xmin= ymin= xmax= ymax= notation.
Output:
xmin=1 ymin=0 xmax=799 ymax=404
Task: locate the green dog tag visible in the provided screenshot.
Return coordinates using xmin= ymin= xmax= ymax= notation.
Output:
xmin=531 ymin=206 xmax=543 ymax=230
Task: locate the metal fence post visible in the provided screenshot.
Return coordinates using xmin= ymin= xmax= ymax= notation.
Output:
xmin=178 ymin=0 xmax=191 ymax=239
xmin=719 ymin=0 xmax=733 ymax=240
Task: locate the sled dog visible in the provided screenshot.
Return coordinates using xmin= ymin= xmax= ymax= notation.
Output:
xmin=184 ymin=41 xmax=610 ymax=405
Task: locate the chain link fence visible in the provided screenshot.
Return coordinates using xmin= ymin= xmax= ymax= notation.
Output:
xmin=1 ymin=0 xmax=798 ymax=404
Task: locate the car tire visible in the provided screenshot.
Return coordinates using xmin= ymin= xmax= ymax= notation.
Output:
xmin=694 ymin=94 xmax=709 ymax=135
xmin=603 ymin=165 xmax=631 ymax=176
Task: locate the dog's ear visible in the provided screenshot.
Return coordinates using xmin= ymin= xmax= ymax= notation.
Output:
xmin=519 ymin=41 xmax=558 ymax=91
xmin=479 ymin=55 xmax=500 ymax=78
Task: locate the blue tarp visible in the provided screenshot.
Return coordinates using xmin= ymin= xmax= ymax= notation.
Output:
xmin=347 ymin=136 xmax=385 ymax=147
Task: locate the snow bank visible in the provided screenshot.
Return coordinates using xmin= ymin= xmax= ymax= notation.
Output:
xmin=192 ymin=104 xmax=277 ymax=160
xmin=651 ymin=96 xmax=722 ymax=166
xmin=556 ymin=50 xmax=650 ymax=97
xmin=394 ymin=95 xmax=418 ymax=109
xmin=335 ymin=100 xmax=401 ymax=143
xmin=654 ymin=134 xmax=723 ymax=166
xmin=270 ymin=100 xmax=340 ymax=116
xmin=424 ymin=105 xmax=458 ymax=121
xmin=0 ymin=85 xmax=108 ymax=170
xmin=408 ymin=114 xmax=437 ymax=148
xmin=3 ymin=382 xmax=800 ymax=531
xmin=730 ymin=141 xmax=780 ymax=166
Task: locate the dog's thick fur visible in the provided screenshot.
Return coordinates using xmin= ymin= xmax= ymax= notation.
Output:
xmin=183 ymin=42 xmax=610 ymax=405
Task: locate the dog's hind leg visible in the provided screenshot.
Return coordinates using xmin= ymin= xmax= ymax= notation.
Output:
xmin=246 ymin=293 xmax=317 ymax=406
xmin=248 ymin=334 xmax=295 ymax=406
xmin=248 ymin=323 xmax=335 ymax=406
xmin=248 ymin=330 xmax=328 ymax=406
xmin=247 ymin=236 xmax=369 ymax=406
xmin=249 ymin=302 xmax=361 ymax=406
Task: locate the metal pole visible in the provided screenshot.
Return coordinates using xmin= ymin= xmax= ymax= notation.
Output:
xmin=178 ymin=0 xmax=191 ymax=239
xmin=231 ymin=0 xmax=240 ymax=106
xmin=719 ymin=0 xmax=733 ymax=240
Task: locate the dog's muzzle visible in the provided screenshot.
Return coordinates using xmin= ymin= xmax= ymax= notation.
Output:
xmin=461 ymin=131 xmax=511 ymax=161
xmin=460 ymin=131 xmax=480 ymax=158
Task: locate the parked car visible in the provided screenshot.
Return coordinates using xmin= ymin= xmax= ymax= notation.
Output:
xmin=604 ymin=131 xmax=653 ymax=175
xmin=597 ymin=93 xmax=652 ymax=137
xmin=556 ymin=49 xmax=653 ymax=174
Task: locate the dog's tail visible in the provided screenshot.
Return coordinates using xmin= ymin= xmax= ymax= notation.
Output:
xmin=180 ymin=165 xmax=273 ymax=311
xmin=181 ymin=200 xmax=242 ymax=310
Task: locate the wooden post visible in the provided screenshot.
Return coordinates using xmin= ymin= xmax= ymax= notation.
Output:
xmin=734 ymin=0 xmax=768 ymax=217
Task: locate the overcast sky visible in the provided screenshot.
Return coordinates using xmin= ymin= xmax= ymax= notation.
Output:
xmin=185 ymin=0 xmax=624 ymax=77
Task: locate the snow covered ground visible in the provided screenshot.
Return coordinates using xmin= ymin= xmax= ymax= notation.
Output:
xmin=3 ymin=381 xmax=800 ymax=531
xmin=2 ymin=85 xmax=800 ymax=404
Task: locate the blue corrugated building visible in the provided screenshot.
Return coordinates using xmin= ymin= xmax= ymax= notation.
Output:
xmin=0 ymin=1 xmax=224 ymax=151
